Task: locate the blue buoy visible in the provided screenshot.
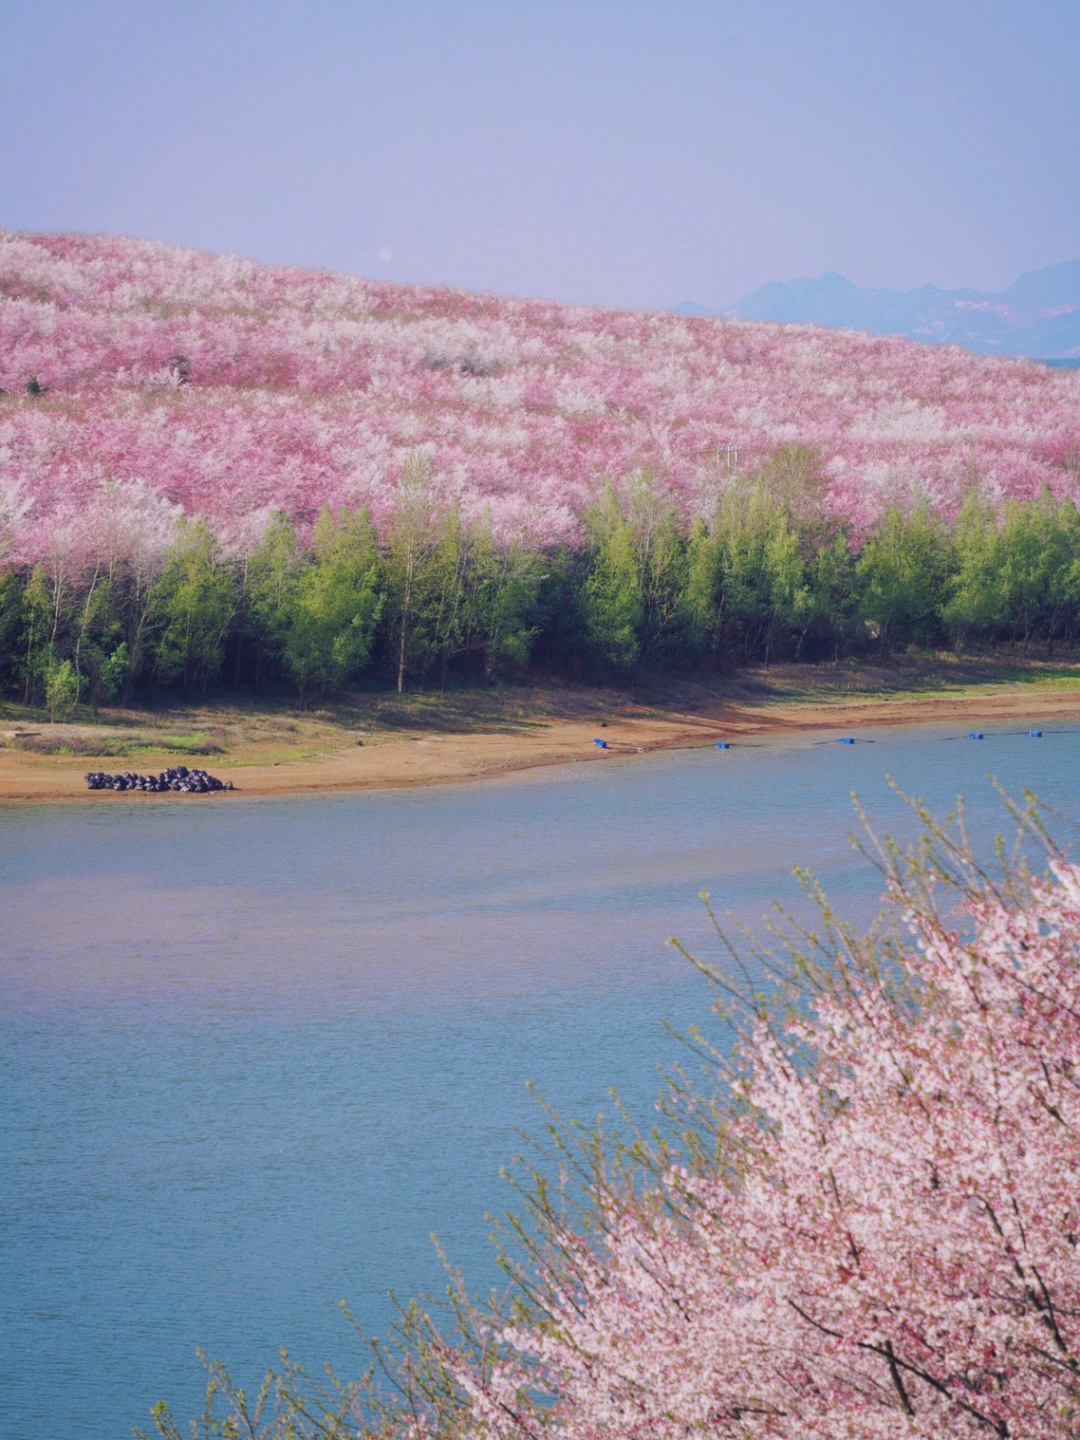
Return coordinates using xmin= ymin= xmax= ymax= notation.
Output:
xmin=968 ymin=732 xmax=984 ymax=740
xmin=840 ymin=736 xmax=855 ymax=745
xmin=1029 ymin=729 xmax=1042 ymax=738
xmin=593 ymin=738 xmax=608 ymax=749
xmin=715 ymin=741 xmax=731 ymax=749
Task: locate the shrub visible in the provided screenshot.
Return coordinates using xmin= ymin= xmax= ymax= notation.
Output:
xmin=45 ymin=657 xmax=78 ymax=722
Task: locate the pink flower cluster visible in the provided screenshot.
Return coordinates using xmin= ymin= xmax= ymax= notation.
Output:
xmin=418 ymin=847 xmax=1080 ymax=1439
xmin=2 ymin=229 xmax=1078 ymax=575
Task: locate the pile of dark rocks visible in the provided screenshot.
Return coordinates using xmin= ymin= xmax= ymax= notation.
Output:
xmin=85 ymin=764 xmax=233 ymax=794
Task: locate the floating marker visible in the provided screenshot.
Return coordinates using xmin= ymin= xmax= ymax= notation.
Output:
xmin=1029 ymin=729 xmax=1042 ymax=738
xmin=840 ymin=736 xmax=855 ymax=745
xmin=593 ymin=738 xmax=608 ymax=749
xmin=968 ymin=732 xmax=984 ymax=740
xmin=715 ymin=741 xmax=731 ymax=749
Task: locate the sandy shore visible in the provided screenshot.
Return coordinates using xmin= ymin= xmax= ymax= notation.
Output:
xmin=3 ymin=683 xmax=1080 ymax=804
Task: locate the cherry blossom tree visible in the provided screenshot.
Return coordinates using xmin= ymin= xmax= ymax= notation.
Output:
xmin=148 ymin=794 xmax=1080 ymax=1440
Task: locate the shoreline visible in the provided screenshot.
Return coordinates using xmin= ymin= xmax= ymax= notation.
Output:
xmin=3 ymin=680 xmax=1080 ymax=804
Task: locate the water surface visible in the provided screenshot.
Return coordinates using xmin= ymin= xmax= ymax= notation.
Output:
xmin=2 ymin=720 xmax=1078 ymax=1438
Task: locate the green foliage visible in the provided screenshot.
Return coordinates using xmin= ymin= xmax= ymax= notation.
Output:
xmin=462 ymin=521 xmax=544 ymax=681
xmin=579 ymin=486 xmax=645 ymax=672
xmin=574 ymin=476 xmax=688 ymax=673
xmin=18 ymin=563 xmax=53 ymax=703
xmin=700 ymin=476 xmax=814 ymax=663
xmin=379 ymin=473 xmax=550 ymax=689
xmin=1049 ymin=503 xmax=1080 ymax=649
xmin=804 ymin=531 xmax=858 ymax=659
xmin=96 ymin=640 xmax=130 ymax=703
xmin=282 ymin=506 xmax=383 ymax=699
xmin=149 ymin=520 xmax=237 ymax=692
xmin=243 ymin=511 xmax=301 ymax=688
xmin=68 ymin=574 xmax=125 ymax=707
xmin=44 ymin=656 xmax=78 ymax=721
xmin=0 ymin=567 xmax=25 ymax=695
xmin=997 ymin=487 xmax=1080 ymax=652
xmin=680 ymin=517 xmax=722 ymax=661
xmin=424 ymin=505 xmax=470 ymax=682
xmin=761 ymin=515 xmax=813 ymax=661
xmin=382 ymin=455 xmax=444 ymax=692
xmin=8 ymin=448 xmax=1080 ymax=707
xmin=941 ymin=490 xmax=1005 ymax=650
xmin=530 ymin=546 xmax=583 ymax=674
xmin=856 ymin=503 xmax=948 ymax=657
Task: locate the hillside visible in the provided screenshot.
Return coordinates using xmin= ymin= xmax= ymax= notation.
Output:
xmin=1 ymin=229 xmax=1079 ymax=571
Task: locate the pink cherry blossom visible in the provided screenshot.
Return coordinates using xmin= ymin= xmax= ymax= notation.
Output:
xmin=2 ymin=228 xmax=1078 ymax=579
xmin=388 ymin=815 xmax=1080 ymax=1440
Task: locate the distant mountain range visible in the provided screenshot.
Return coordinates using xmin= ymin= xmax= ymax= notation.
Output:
xmin=674 ymin=260 xmax=1080 ymax=362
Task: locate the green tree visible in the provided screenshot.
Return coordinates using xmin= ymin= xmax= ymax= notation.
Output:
xmin=710 ymin=480 xmax=808 ymax=662
xmin=66 ymin=569 xmax=132 ymax=708
xmin=578 ymin=485 xmax=644 ymax=673
xmin=383 ymin=455 xmax=444 ymax=692
xmin=1025 ymin=489 xmax=1080 ymax=654
xmin=149 ymin=521 xmax=237 ymax=693
xmin=17 ymin=564 xmax=53 ymax=704
xmin=44 ymin=656 xmax=78 ymax=722
xmin=760 ymin=516 xmax=812 ymax=663
xmin=623 ymin=473 xmax=686 ymax=661
xmin=425 ymin=506 xmax=470 ymax=685
xmin=856 ymin=504 xmax=947 ymax=658
xmin=804 ymin=530 xmax=858 ymax=661
xmin=0 ymin=568 xmax=25 ymax=697
xmin=282 ymin=506 xmax=383 ymax=700
xmin=941 ymin=490 xmax=1004 ymax=651
xmin=679 ymin=517 xmax=723 ymax=662
xmin=1047 ymin=497 xmax=1080 ymax=650
xmin=95 ymin=640 xmax=130 ymax=704
xmin=243 ymin=512 xmax=301 ymax=689
xmin=994 ymin=494 xmax=1079 ymax=654
xmin=462 ymin=521 xmax=544 ymax=681
xmin=529 ymin=546 xmax=585 ymax=676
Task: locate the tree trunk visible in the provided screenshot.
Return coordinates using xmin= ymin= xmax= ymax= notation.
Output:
xmin=73 ymin=565 xmax=101 ymax=709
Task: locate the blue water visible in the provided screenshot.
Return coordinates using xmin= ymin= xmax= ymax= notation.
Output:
xmin=2 ymin=719 xmax=1079 ymax=1438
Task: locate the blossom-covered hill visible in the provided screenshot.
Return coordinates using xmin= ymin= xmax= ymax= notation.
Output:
xmin=2 ymin=229 xmax=1078 ymax=568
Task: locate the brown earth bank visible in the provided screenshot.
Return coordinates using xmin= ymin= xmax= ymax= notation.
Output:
xmin=3 ymin=655 xmax=1080 ymax=804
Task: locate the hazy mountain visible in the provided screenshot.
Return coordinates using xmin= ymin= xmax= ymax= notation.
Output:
xmin=673 ymin=260 xmax=1080 ymax=360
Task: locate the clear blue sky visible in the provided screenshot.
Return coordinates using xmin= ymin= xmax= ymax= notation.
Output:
xmin=2 ymin=0 xmax=1077 ymax=310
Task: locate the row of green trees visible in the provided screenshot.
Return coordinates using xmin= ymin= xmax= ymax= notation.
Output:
xmin=3 ymin=451 xmax=1080 ymax=713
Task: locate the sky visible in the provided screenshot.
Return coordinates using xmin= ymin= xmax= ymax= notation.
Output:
xmin=2 ymin=0 xmax=1078 ymax=312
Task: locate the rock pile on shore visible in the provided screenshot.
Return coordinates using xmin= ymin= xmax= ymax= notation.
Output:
xmin=85 ymin=765 xmax=232 ymax=794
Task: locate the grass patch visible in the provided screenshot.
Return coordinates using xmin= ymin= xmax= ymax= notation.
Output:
xmin=704 ymin=654 xmax=1080 ymax=709
xmin=123 ymin=733 xmax=225 ymax=757
xmin=12 ymin=731 xmax=225 ymax=758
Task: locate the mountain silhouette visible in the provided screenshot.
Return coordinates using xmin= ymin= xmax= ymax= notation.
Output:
xmin=673 ymin=260 xmax=1080 ymax=360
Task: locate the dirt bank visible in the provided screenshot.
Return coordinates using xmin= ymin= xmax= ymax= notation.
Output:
xmin=3 ymin=667 xmax=1079 ymax=803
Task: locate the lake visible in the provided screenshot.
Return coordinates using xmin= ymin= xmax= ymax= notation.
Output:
xmin=3 ymin=718 xmax=1079 ymax=1439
